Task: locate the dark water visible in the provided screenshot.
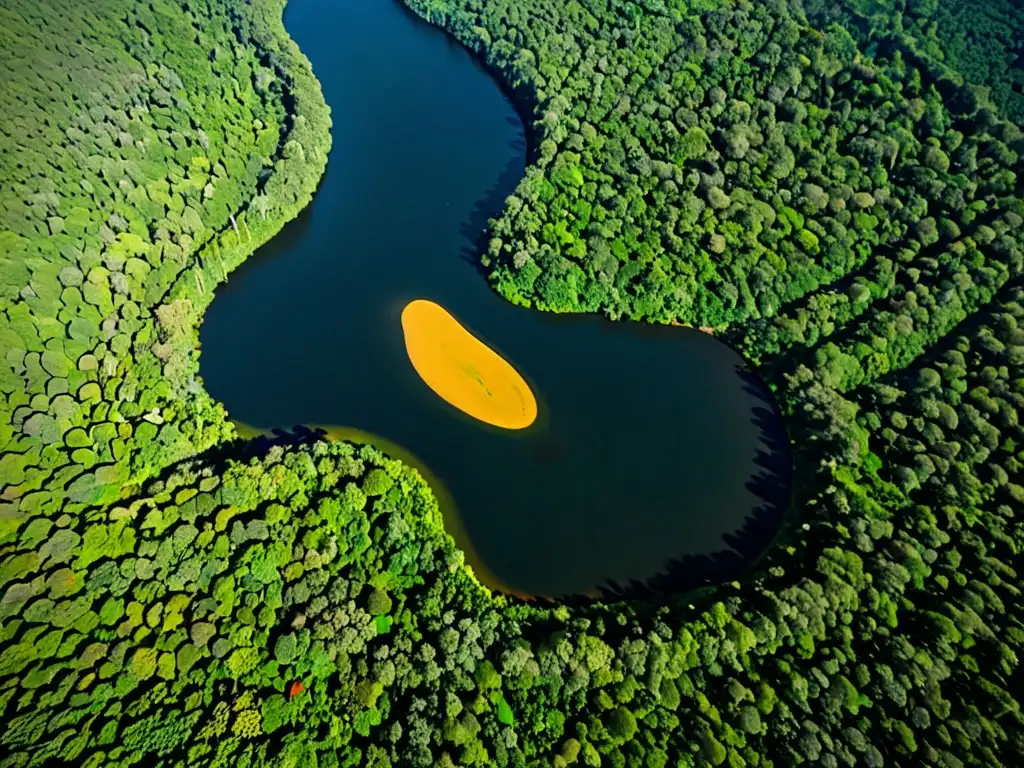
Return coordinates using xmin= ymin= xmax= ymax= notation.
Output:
xmin=199 ymin=0 xmax=792 ymax=598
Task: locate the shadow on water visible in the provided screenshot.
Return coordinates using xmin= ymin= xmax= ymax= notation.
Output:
xmin=561 ymin=365 xmax=794 ymax=605
xmin=458 ymin=143 xmax=527 ymax=275
xmin=212 ymin=163 xmax=329 ymax=289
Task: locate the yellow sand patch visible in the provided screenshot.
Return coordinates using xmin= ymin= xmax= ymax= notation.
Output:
xmin=401 ymin=299 xmax=537 ymax=430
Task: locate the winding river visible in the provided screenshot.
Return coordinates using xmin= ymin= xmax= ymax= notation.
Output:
xmin=199 ymin=0 xmax=792 ymax=598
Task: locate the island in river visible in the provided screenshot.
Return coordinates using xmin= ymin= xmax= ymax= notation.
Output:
xmin=401 ymin=299 xmax=538 ymax=430
xmin=199 ymin=0 xmax=792 ymax=598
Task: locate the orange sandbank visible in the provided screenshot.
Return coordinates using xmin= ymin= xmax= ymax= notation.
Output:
xmin=401 ymin=300 xmax=537 ymax=430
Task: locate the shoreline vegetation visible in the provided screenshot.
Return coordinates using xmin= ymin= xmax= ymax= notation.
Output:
xmin=1 ymin=0 xmax=1023 ymax=766
xmin=233 ymin=420 xmax=533 ymax=601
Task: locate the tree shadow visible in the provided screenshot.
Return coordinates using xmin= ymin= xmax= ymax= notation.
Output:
xmin=543 ymin=363 xmax=795 ymax=607
xmin=457 ymin=140 xmax=528 ymax=277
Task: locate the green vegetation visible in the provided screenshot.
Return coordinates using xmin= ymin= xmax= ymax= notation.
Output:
xmin=423 ymin=0 xmax=1023 ymax=333
xmin=2 ymin=0 xmax=1024 ymax=767
xmin=803 ymin=0 xmax=1024 ymax=125
xmin=0 ymin=0 xmax=330 ymax=513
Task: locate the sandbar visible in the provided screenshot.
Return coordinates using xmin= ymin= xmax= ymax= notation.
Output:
xmin=401 ymin=299 xmax=537 ymax=430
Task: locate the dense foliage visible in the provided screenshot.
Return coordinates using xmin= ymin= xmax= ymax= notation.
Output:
xmin=0 ymin=0 xmax=332 ymax=762
xmin=803 ymin=0 xmax=1024 ymax=126
xmin=416 ymin=0 xmax=1023 ymax=333
xmin=2 ymin=0 xmax=1024 ymax=767
xmin=0 ymin=0 xmax=330 ymax=509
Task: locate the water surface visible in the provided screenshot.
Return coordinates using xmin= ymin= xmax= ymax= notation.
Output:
xmin=200 ymin=0 xmax=791 ymax=598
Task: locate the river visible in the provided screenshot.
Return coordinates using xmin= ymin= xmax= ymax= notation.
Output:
xmin=198 ymin=0 xmax=792 ymax=598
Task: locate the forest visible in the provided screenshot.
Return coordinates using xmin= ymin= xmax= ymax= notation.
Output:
xmin=0 ymin=0 xmax=1023 ymax=766
xmin=803 ymin=0 xmax=1024 ymax=126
